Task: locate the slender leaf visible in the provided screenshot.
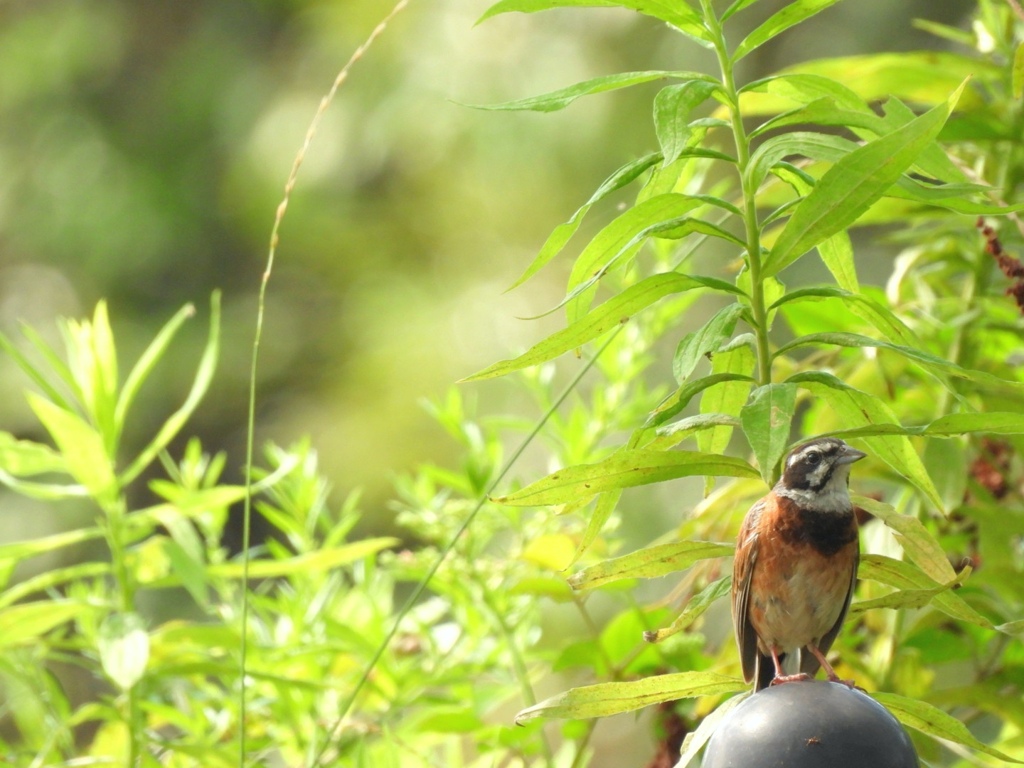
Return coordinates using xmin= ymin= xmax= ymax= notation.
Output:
xmin=873 ymin=692 xmax=1024 ymax=764
xmin=733 ymin=0 xmax=843 ymax=62
xmin=740 ymin=383 xmax=797 ymax=484
xmin=859 ymin=554 xmax=992 ymax=628
xmin=569 ymin=540 xmax=733 ymax=590
xmin=654 ymin=81 xmax=720 ymax=165
xmin=119 ymin=292 xmax=221 ymax=486
xmin=116 ymin=302 xmax=196 ymax=431
xmin=473 ymin=71 xmax=712 ymax=113
xmin=0 ymin=601 xmax=92 ymax=649
xmin=463 ymin=272 xmax=733 ymax=382
xmin=0 ymin=432 xmax=66 ymax=477
xmin=509 ymin=154 xmax=660 ymax=291
xmin=772 ymin=289 xmax=920 ymax=347
xmin=697 ymin=341 xmax=755 ymax=468
xmin=721 ymin=0 xmax=763 ymax=21
xmin=514 ymin=671 xmax=744 ymax=723
xmin=926 ymin=411 xmax=1024 ymax=436
xmin=28 ymin=395 xmax=117 ymax=504
xmin=0 ymin=527 xmax=104 ymax=564
xmin=564 ymin=193 xmax=703 ymax=321
xmin=478 ymin=0 xmax=707 ymax=40
xmin=747 ymin=131 xmax=855 ymax=192
xmin=209 ymin=538 xmax=399 ymax=578
xmin=852 ymin=496 xmax=956 ymax=583
xmin=494 ymin=450 xmax=758 ymax=507
xmin=647 ymin=372 xmax=755 ymax=427
xmin=765 ymin=80 xmax=966 ymax=278
xmin=816 ymin=231 xmax=859 ymax=291
xmin=780 ymin=331 xmax=1024 ymax=398
xmin=643 ymin=576 xmax=731 ymax=642
xmin=1014 ymin=41 xmax=1024 ymax=101
xmin=571 ymin=489 xmax=622 ymax=565
xmin=673 ymin=304 xmax=745 ymax=383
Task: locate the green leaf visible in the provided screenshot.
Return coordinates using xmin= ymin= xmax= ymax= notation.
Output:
xmin=697 ymin=340 xmax=755 ymax=464
xmin=569 ymin=540 xmax=733 ymax=590
xmin=926 ymin=411 xmax=1024 ymax=436
xmin=646 ymin=371 xmax=755 ymax=427
xmin=119 ymin=292 xmax=221 ymax=486
xmin=785 ymin=52 xmax=997 ymax=107
xmin=779 ymin=332 xmax=1024 ymax=399
xmin=508 ymin=154 xmax=661 ymax=291
xmin=847 ymin=577 xmax=968 ymax=618
xmin=673 ymin=304 xmax=745 ymax=383
xmin=878 ymin=97 xmax=968 ymax=184
xmin=858 ymin=554 xmax=992 ymax=628
xmin=733 ymin=0 xmax=843 ymax=62
xmin=740 ymin=72 xmax=870 ymax=112
xmin=99 ymin=612 xmax=149 ymax=691
xmin=788 ymin=372 xmax=942 ymax=509
xmin=852 ymin=496 xmax=955 ymax=583
xmin=0 ymin=561 xmax=109 ymax=611
xmin=772 ymin=289 xmax=920 ymax=347
xmin=564 ymin=193 xmax=703 ymax=321
xmin=721 ymin=0 xmax=762 ymax=21
xmin=643 ymin=575 xmax=731 ymax=642
xmin=816 ymin=231 xmax=858 ymax=291
xmin=472 ymin=71 xmax=711 ymax=113
xmin=0 ymin=601 xmax=92 ymax=649
xmin=209 ymin=538 xmax=399 ymax=578
xmin=740 ymin=383 xmax=797 ymax=484
xmin=0 ymin=432 xmax=66 ymax=477
xmin=571 ymin=489 xmax=623 ymax=565
xmin=462 ymin=272 xmax=733 ymax=382
xmin=0 ymin=328 xmax=77 ymax=413
xmin=116 ymin=302 xmax=196 ymax=434
xmin=1014 ymin=42 xmax=1024 ymax=101
xmin=513 ymin=671 xmax=744 ymax=723
xmin=477 ymin=0 xmax=707 ymax=40
xmin=494 ymin=450 xmax=758 ymax=507
xmin=750 ymin=98 xmax=883 ymax=140
xmin=765 ymin=80 xmax=966 ymax=278
xmin=747 ymin=131 xmax=855 ymax=192
xmin=28 ymin=395 xmax=117 ymax=504
xmin=654 ymin=81 xmax=720 ymax=165
xmin=0 ymin=527 xmax=104 ymax=564
xmin=873 ymin=692 xmax=1024 ymax=764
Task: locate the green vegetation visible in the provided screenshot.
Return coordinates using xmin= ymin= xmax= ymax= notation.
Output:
xmin=0 ymin=1 xmax=1021 ymax=766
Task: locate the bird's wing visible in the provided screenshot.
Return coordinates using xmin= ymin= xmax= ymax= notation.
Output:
xmin=732 ymin=499 xmax=764 ymax=685
xmin=802 ymin=536 xmax=859 ymax=676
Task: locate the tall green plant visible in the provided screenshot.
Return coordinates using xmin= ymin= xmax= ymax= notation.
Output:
xmin=463 ymin=0 xmax=1024 ymax=764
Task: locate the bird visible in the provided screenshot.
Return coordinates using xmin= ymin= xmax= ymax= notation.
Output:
xmin=732 ymin=437 xmax=866 ymax=691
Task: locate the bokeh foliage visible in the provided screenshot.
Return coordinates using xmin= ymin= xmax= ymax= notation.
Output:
xmin=0 ymin=1 xmax=1021 ymax=767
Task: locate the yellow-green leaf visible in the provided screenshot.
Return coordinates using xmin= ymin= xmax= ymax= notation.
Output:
xmin=514 ymin=671 xmax=744 ymax=723
xmin=569 ymin=540 xmax=733 ymax=590
xmin=494 ymin=451 xmax=758 ymax=507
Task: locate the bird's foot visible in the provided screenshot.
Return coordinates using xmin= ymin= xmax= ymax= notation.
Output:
xmin=825 ymin=673 xmax=861 ymax=691
xmin=769 ymin=672 xmax=812 ymax=686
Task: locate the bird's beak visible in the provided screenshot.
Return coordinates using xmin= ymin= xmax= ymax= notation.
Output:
xmin=837 ymin=445 xmax=867 ymax=465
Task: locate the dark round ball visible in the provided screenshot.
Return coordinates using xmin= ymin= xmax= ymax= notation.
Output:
xmin=702 ymin=681 xmax=918 ymax=768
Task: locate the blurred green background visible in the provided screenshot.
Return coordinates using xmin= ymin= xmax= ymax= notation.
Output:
xmin=0 ymin=0 xmax=966 ymax=543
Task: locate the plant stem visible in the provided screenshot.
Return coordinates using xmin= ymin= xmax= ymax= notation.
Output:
xmin=704 ymin=8 xmax=773 ymax=387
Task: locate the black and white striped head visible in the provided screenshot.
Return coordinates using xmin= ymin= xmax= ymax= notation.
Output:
xmin=777 ymin=438 xmax=866 ymax=510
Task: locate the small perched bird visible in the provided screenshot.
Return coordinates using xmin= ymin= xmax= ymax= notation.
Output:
xmin=732 ymin=437 xmax=866 ymax=691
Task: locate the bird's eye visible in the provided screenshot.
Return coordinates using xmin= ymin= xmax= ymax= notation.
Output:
xmin=805 ymin=451 xmax=821 ymax=465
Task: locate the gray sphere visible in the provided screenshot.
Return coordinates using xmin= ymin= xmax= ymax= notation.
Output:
xmin=702 ymin=681 xmax=918 ymax=768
